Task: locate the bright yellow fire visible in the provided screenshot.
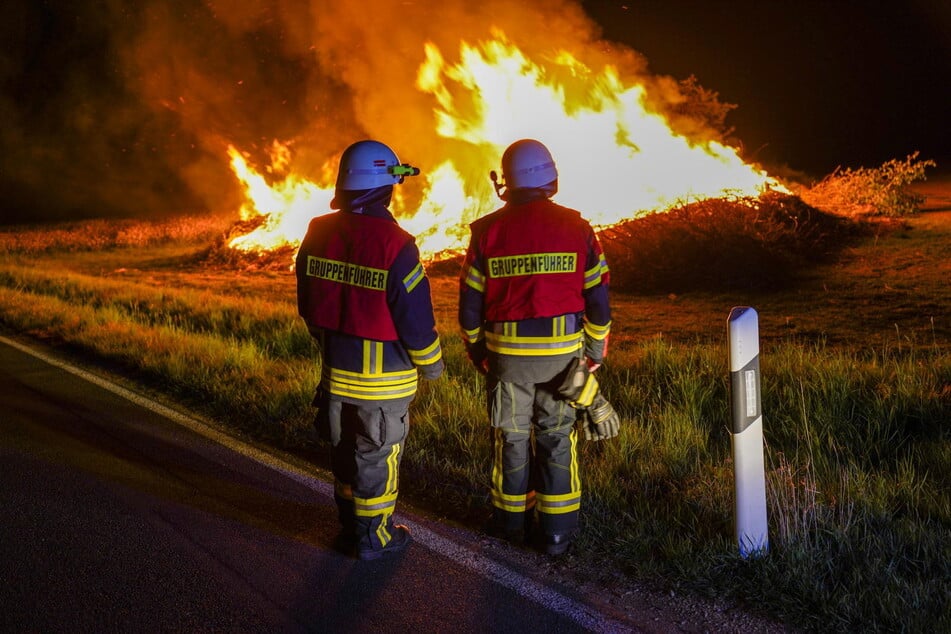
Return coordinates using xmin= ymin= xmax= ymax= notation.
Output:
xmin=228 ymin=34 xmax=786 ymax=261
xmin=226 ymin=142 xmax=334 ymax=253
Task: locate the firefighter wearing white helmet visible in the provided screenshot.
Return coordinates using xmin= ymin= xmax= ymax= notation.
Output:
xmin=494 ymin=138 xmax=559 ymax=198
xmin=296 ymin=139 xmax=443 ymax=560
xmin=460 ymin=138 xmax=615 ymax=556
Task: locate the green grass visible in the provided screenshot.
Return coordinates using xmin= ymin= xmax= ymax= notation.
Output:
xmin=576 ymin=340 xmax=949 ymax=632
xmin=1 ymin=212 xmax=949 ymax=632
xmin=0 ymin=258 xmax=320 ymax=446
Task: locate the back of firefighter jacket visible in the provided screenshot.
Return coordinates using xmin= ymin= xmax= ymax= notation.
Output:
xmin=459 ymin=198 xmax=611 ymax=364
xmin=297 ymin=205 xmax=443 ymax=404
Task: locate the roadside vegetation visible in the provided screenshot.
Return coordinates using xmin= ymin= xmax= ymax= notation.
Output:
xmin=0 ymin=157 xmax=947 ymax=632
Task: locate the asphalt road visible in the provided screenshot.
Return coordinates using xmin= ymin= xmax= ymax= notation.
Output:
xmin=0 ymin=335 xmax=634 ymax=633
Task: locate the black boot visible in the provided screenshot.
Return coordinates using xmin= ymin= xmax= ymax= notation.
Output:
xmin=484 ymin=508 xmax=534 ymax=546
xmin=333 ymin=493 xmax=357 ymax=555
xmin=357 ymin=524 xmax=412 ymax=561
xmin=542 ymin=532 xmax=574 ymax=556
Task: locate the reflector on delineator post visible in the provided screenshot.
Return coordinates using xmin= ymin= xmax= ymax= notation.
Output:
xmin=728 ymin=306 xmax=768 ymax=557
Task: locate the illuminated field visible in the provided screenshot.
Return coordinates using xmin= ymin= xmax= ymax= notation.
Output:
xmin=0 ymin=200 xmax=948 ymax=632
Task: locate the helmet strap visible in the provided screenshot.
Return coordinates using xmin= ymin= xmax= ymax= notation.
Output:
xmin=330 ymin=185 xmax=393 ymax=211
xmin=505 ymin=180 xmax=557 ymax=204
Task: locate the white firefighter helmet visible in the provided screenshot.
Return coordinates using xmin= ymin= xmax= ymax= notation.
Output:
xmin=500 ymin=139 xmax=558 ymax=191
xmin=335 ymin=140 xmax=416 ymax=191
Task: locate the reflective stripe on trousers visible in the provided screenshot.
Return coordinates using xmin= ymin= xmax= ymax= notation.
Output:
xmin=326 ymin=399 xmax=408 ymax=551
xmin=488 ymin=375 xmax=581 ymax=536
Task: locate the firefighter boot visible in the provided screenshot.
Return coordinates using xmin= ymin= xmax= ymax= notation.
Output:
xmin=356 ymin=521 xmax=412 ymax=561
xmin=543 ymin=531 xmax=575 ymax=556
xmin=333 ymin=493 xmax=357 ymax=555
xmin=485 ymin=508 xmax=534 ymax=546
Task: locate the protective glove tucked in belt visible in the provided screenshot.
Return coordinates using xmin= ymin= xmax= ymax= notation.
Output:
xmin=556 ymin=357 xmax=621 ymax=441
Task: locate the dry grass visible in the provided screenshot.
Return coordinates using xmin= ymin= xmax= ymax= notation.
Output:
xmin=0 ymin=214 xmax=234 ymax=254
xmin=600 ymin=204 xmax=950 ymax=353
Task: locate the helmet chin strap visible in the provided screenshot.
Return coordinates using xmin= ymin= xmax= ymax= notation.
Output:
xmin=330 ymin=185 xmax=394 ymax=211
xmin=489 ymin=172 xmax=558 ymax=204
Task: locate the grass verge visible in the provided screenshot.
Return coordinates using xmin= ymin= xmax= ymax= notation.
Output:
xmin=1 ymin=211 xmax=949 ymax=632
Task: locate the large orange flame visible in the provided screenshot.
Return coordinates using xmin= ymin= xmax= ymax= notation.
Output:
xmin=228 ymin=34 xmax=786 ymax=261
xmin=226 ymin=142 xmax=334 ymax=253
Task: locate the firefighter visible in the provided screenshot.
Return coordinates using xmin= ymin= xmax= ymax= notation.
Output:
xmin=296 ymin=139 xmax=444 ymax=560
xmin=458 ymin=139 xmax=612 ymax=555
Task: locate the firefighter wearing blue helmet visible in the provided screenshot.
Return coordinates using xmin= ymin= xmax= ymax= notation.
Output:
xmin=296 ymin=140 xmax=442 ymax=560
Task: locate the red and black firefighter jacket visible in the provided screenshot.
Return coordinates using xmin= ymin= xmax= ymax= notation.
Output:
xmin=459 ymin=196 xmax=611 ymax=366
xmin=296 ymin=203 xmax=443 ymax=405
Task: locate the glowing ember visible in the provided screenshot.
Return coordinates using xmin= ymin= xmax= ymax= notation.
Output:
xmin=228 ymin=33 xmax=786 ymax=261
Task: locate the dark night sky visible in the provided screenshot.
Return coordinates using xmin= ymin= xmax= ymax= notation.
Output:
xmin=1 ymin=0 xmax=948 ymax=225
xmin=583 ymin=0 xmax=951 ymax=176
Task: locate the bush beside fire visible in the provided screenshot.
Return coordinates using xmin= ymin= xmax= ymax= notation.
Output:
xmin=600 ymin=193 xmax=869 ymax=293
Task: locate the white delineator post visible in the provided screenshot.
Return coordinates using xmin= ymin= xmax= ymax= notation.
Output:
xmin=727 ymin=306 xmax=769 ymax=557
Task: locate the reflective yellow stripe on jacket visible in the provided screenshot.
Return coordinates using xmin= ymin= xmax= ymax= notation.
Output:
xmin=461 ymin=325 xmax=482 ymax=345
xmin=584 ymin=319 xmax=611 ymax=342
xmin=324 ymin=340 xmax=418 ymax=400
xmin=406 ymin=338 xmax=443 ymax=367
xmin=584 ymin=254 xmax=609 ymax=290
xmin=484 ymin=319 xmax=584 ymax=356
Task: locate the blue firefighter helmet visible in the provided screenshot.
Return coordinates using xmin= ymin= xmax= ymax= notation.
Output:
xmin=335 ymin=140 xmax=418 ymax=191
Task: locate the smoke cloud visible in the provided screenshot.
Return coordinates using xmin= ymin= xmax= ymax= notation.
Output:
xmin=0 ymin=0 xmax=719 ymax=225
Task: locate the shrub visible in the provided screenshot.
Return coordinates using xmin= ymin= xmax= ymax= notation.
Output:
xmin=799 ymin=152 xmax=936 ymax=217
xmin=599 ymin=192 xmax=867 ymax=293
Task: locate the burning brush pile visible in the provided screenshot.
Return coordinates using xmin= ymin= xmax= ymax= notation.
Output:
xmin=598 ymin=192 xmax=872 ymax=293
xmin=203 ymin=214 xmax=301 ymax=272
xmin=165 ymin=4 xmax=927 ymax=286
xmin=194 ymin=12 xmax=798 ymax=276
xmin=595 ymin=152 xmax=933 ymax=293
xmin=207 ymin=187 xmax=877 ymax=293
